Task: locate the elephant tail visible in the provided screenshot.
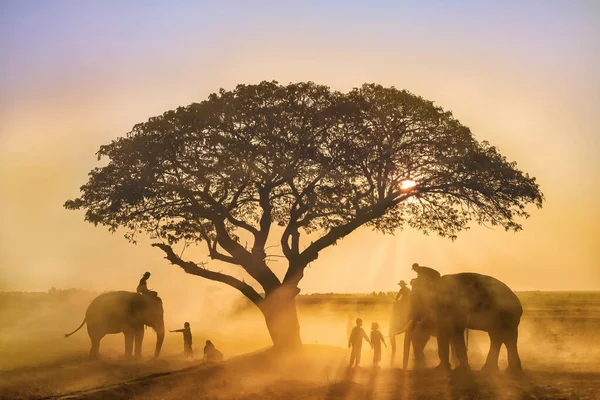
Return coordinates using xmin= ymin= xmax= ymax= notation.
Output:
xmin=64 ymin=317 xmax=86 ymax=338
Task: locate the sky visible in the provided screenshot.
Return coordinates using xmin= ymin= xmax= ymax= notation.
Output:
xmin=1 ymin=1 xmax=599 ymax=297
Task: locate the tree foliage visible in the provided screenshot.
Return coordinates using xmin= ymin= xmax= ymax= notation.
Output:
xmin=65 ymin=81 xmax=544 ymax=303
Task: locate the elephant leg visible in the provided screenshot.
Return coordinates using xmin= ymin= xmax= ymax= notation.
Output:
xmin=402 ymin=330 xmax=412 ymax=369
xmin=482 ymin=332 xmax=501 ymax=372
xmin=503 ymin=327 xmax=523 ymax=375
xmin=450 ymin=328 xmax=470 ymax=371
xmin=134 ymin=326 xmax=145 ymax=360
xmin=89 ymin=335 xmax=101 ymax=360
xmin=450 ymin=341 xmax=459 ymax=367
xmin=436 ymin=330 xmax=451 ymax=371
xmin=412 ymin=332 xmax=428 ymax=369
xmin=390 ymin=333 xmax=396 ymax=366
xmin=124 ymin=331 xmax=134 ymax=359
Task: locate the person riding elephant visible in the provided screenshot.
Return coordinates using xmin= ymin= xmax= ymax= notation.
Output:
xmin=397 ymin=272 xmax=523 ymax=374
xmin=137 ymin=271 xmax=158 ymax=297
xmin=411 ymin=263 xmax=441 ymax=282
xmin=64 ymin=291 xmax=165 ymax=360
xmin=409 ymin=264 xmax=440 ymax=326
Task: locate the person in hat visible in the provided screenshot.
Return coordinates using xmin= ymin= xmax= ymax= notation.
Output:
xmin=395 ymin=280 xmax=411 ymax=302
xmin=136 ymin=271 xmax=158 ymax=297
xmin=411 ymin=263 xmax=441 ymax=282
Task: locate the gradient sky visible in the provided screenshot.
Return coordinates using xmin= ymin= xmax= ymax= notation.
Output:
xmin=1 ymin=1 xmax=599 ymax=297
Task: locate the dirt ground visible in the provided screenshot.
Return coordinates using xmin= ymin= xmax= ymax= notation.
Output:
xmin=1 ymin=291 xmax=599 ymax=399
xmin=2 ymin=346 xmax=599 ymax=400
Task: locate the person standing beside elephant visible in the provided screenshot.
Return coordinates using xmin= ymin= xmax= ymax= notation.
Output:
xmin=170 ymin=322 xmax=193 ymax=358
xmin=137 ymin=271 xmax=158 ymax=297
xmin=348 ymin=318 xmax=371 ymax=368
xmin=370 ymin=322 xmax=387 ymax=367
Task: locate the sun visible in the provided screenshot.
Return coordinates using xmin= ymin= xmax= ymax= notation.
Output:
xmin=400 ymin=179 xmax=417 ymax=190
xmin=399 ymin=179 xmax=418 ymax=204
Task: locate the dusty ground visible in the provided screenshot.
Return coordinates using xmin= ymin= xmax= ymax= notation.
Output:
xmin=2 ymin=346 xmax=599 ymax=400
xmin=1 ymin=291 xmax=599 ymax=399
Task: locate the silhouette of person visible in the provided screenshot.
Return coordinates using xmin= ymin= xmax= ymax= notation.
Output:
xmin=370 ymin=322 xmax=386 ymax=367
xmin=346 ymin=314 xmax=354 ymax=342
xmin=170 ymin=322 xmax=193 ymax=358
xmin=411 ymin=263 xmax=441 ymax=282
xmin=348 ymin=318 xmax=371 ymax=368
xmin=395 ymin=280 xmax=411 ymax=301
xmin=136 ymin=272 xmax=158 ymax=297
xmin=204 ymin=340 xmax=223 ymax=362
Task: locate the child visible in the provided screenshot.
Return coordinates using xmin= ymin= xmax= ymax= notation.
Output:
xmin=348 ymin=318 xmax=371 ymax=368
xmin=170 ymin=322 xmax=193 ymax=358
xmin=204 ymin=340 xmax=224 ymax=362
xmin=370 ymin=322 xmax=386 ymax=367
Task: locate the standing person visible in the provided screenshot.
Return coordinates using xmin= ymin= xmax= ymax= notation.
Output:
xmin=136 ymin=271 xmax=158 ymax=296
xmin=370 ymin=322 xmax=387 ymax=367
xmin=170 ymin=322 xmax=193 ymax=359
xmin=395 ymin=280 xmax=411 ymax=302
xmin=346 ymin=314 xmax=354 ymax=342
xmin=348 ymin=318 xmax=371 ymax=368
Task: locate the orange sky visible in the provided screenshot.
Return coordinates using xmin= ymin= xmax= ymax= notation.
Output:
xmin=1 ymin=2 xmax=599 ymax=295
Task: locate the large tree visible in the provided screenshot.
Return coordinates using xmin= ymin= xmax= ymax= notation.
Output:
xmin=65 ymin=81 xmax=543 ymax=349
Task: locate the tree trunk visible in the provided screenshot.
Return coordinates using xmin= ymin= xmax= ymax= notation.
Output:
xmin=260 ymin=284 xmax=302 ymax=350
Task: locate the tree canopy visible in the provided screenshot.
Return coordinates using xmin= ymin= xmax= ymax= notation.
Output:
xmin=65 ymin=81 xmax=544 ymax=306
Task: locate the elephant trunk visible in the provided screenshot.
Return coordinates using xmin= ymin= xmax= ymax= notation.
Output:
xmin=403 ymin=329 xmax=411 ymax=369
xmin=397 ymin=319 xmax=414 ymax=335
xmin=154 ymin=322 xmax=165 ymax=358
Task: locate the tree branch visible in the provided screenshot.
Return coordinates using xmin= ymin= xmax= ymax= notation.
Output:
xmin=283 ymin=191 xmax=412 ymax=287
xmin=152 ymin=243 xmax=263 ymax=306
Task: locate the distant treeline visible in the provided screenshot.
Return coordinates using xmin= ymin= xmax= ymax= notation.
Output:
xmin=2 ymin=289 xmax=599 ymax=313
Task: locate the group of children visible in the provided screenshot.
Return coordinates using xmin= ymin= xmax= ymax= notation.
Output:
xmin=169 ymin=322 xmax=224 ymax=362
xmin=348 ymin=318 xmax=387 ymax=368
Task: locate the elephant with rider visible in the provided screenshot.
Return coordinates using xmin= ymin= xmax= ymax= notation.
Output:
xmin=65 ymin=291 xmax=165 ymax=360
xmin=392 ymin=269 xmax=523 ymax=374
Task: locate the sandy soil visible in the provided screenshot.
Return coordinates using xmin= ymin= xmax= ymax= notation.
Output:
xmin=2 ymin=346 xmax=599 ymax=400
xmin=1 ymin=291 xmax=599 ymax=399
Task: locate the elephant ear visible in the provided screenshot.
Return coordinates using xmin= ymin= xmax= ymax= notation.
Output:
xmin=129 ymin=294 xmax=148 ymax=321
xmin=411 ymin=281 xmax=437 ymax=321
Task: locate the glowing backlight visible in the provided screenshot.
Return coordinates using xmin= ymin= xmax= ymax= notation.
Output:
xmin=400 ymin=179 xmax=416 ymax=190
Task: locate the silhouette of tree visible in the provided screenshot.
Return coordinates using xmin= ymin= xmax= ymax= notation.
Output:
xmin=65 ymin=81 xmax=543 ymax=349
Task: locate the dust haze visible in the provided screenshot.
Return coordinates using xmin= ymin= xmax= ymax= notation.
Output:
xmin=2 ymin=2 xmax=599 ymax=399
xmin=2 ymin=288 xmax=599 ymax=399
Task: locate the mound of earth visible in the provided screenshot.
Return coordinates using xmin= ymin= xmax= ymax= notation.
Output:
xmin=7 ymin=345 xmax=600 ymax=400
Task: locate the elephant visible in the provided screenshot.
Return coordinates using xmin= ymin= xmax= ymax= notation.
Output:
xmin=397 ymin=272 xmax=523 ymax=374
xmin=64 ymin=291 xmax=165 ymax=360
xmin=390 ymin=294 xmax=458 ymax=369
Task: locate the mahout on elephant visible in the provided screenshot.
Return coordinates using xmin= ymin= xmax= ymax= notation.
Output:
xmin=394 ymin=270 xmax=523 ymax=374
xmin=64 ymin=291 xmax=165 ymax=360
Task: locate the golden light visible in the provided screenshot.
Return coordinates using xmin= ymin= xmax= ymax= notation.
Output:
xmin=400 ymin=179 xmax=418 ymax=204
xmin=400 ymin=179 xmax=417 ymax=191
